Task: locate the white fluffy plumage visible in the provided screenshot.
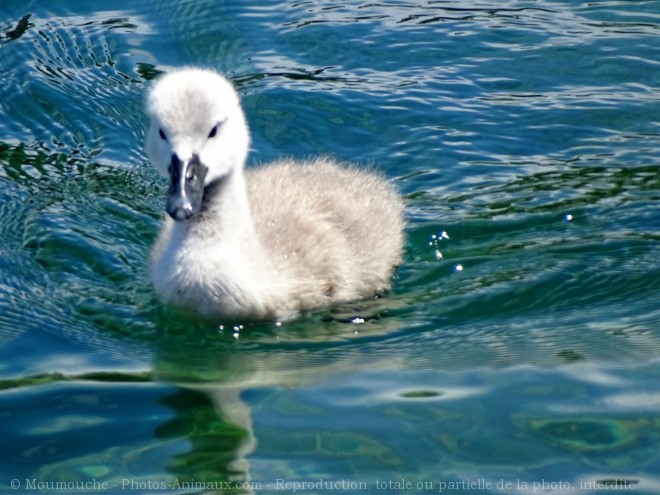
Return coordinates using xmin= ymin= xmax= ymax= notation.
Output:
xmin=145 ymin=68 xmax=404 ymax=321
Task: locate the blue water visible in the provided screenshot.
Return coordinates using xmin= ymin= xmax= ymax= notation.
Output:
xmin=1 ymin=0 xmax=660 ymax=493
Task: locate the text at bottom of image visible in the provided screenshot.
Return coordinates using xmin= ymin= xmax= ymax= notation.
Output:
xmin=9 ymin=477 xmax=640 ymax=492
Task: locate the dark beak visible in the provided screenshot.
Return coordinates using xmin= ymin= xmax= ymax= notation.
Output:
xmin=166 ymin=153 xmax=208 ymax=221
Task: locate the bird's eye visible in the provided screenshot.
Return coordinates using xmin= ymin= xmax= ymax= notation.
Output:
xmin=159 ymin=128 xmax=167 ymax=141
xmin=208 ymin=125 xmax=218 ymax=139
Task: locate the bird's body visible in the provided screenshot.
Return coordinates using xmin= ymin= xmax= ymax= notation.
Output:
xmin=145 ymin=68 xmax=404 ymax=321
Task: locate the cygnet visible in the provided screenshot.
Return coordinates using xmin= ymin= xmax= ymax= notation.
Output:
xmin=145 ymin=67 xmax=404 ymax=321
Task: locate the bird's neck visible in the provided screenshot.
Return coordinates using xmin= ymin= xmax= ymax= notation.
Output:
xmin=176 ymin=166 xmax=257 ymax=245
xmin=161 ymin=165 xmax=284 ymax=319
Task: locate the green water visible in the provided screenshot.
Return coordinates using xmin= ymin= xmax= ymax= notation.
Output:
xmin=1 ymin=0 xmax=659 ymax=493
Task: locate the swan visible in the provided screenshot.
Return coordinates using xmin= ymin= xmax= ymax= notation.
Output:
xmin=145 ymin=67 xmax=404 ymax=321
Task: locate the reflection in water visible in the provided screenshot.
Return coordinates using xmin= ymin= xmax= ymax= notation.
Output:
xmin=157 ymin=388 xmax=254 ymax=493
xmin=1 ymin=357 xmax=659 ymax=493
xmin=0 ymin=374 xmax=255 ymax=494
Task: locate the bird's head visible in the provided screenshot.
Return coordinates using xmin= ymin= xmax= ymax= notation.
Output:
xmin=145 ymin=68 xmax=250 ymax=221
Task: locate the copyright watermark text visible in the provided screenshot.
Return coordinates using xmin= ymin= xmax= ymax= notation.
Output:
xmin=9 ymin=478 xmax=261 ymax=491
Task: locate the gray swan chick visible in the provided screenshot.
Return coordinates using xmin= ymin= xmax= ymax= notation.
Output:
xmin=145 ymin=68 xmax=404 ymax=321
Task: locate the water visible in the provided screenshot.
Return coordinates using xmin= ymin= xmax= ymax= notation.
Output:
xmin=1 ymin=0 xmax=659 ymax=493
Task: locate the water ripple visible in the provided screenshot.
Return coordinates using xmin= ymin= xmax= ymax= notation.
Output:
xmin=2 ymin=10 xmax=148 ymax=167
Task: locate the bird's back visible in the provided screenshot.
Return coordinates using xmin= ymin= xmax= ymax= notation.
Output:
xmin=246 ymin=158 xmax=404 ymax=308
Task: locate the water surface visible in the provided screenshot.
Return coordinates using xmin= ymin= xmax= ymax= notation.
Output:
xmin=1 ymin=0 xmax=659 ymax=493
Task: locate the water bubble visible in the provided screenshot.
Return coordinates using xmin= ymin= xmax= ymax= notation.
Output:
xmin=455 ymin=264 xmax=463 ymax=271
xmin=351 ymin=317 xmax=365 ymax=324
xmin=565 ymin=213 xmax=573 ymax=221
xmin=431 ymin=230 xmax=451 ymax=260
